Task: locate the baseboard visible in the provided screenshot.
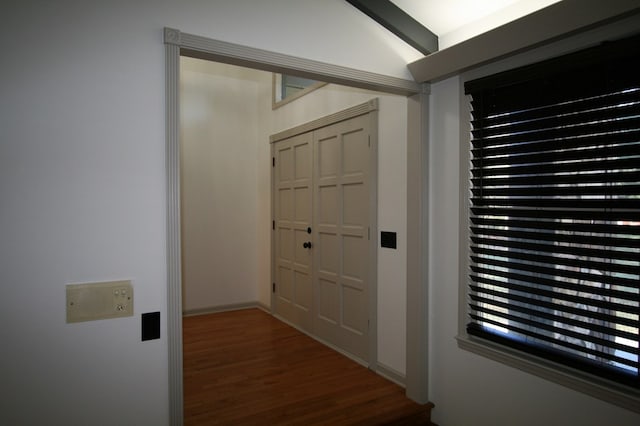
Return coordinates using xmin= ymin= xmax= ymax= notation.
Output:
xmin=183 ymin=301 xmax=262 ymax=317
xmin=256 ymin=301 xmax=271 ymax=314
xmin=375 ymin=362 xmax=406 ymax=387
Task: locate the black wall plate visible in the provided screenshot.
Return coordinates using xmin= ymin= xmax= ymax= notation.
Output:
xmin=142 ymin=312 xmax=161 ymax=341
xmin=381 ymin=231 xmax=397 ymax=249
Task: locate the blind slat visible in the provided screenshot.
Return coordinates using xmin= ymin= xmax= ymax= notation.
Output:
xmin=471 ymin=143 xmax=640 ymax=168
xmin=470 ymin=225 xmax=640 ymax=250
xmin=470 ymin=197 xmax=640 ymax=209
xmin=471 ymin=245 xmax=640 ymax=276
xmin=468 ymin=315 xmax=636 ymax=367
xmin=471 ymin=93 xmax=640 ymax=130
xmin=471 ymin=235 xmax=640 ymax=263
xmin=469 ymin=284 xmax=639 ymax=329
xmin=471 ymin=255 xmax=639 ymax=289
xmin=471 ymin=127 xmax=640 ymax=150
xmin=472 ymin=171 xmax=640 ymax=192
xmin=471 ymin=157 xmax=640 ymax=177
xmin=471 ymin=216 xmax=640 ymax=237
xmin=470 ymin=294 xmax=638 ymax=341
xmin=469 ymin=270 xmax=638 ymax=309
xmin=470 ymin=206 xmax=639 ymax=222
xmin=471 ymin=119 xmax=640 ymax=150
xmin=471 ymin=184 xmax=640 ymax=198
xmin=470 ymin=304 xmax=636 ymax=354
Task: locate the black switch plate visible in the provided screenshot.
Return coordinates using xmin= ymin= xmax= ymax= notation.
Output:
xmin=381 ymin=231 xmax=397 ymax=249
xmin=142 ymin=312 xmax=160 ymax=341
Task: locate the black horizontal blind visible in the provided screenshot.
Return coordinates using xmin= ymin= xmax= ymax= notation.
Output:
xmin=465 ymin=34 xmax=640 ymax=388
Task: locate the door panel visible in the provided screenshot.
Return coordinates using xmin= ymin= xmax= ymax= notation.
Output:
xmin=318 ymin=278 xmax=339 ymax=323
xmin=273 ymin=133 xmax=313 ymax=332
xmin=313 ymin=114 xmax=370 ymax=361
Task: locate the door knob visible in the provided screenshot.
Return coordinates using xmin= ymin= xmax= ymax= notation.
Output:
xmin=303 ymin=241 xmax=313 ymax=249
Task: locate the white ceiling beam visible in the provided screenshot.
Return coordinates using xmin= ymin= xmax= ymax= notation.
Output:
xmin=408 ymin=0 xmax=640 ymax=83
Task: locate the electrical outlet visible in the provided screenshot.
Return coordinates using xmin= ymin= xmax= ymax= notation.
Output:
xmin=66 ymin=280 xmax=134 ymax=323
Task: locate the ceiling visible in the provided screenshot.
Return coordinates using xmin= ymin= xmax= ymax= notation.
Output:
xmin=372 ymin=0 xmax=562 ymax=50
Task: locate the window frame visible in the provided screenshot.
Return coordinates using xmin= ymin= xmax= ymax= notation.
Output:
xmin=271 ymin=73 xmax=327 ymax=109
xmin=456 ymin=35 xmax=640 ymax=414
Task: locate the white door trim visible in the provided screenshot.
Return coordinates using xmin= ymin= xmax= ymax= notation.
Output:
xmin=164 ymin=27 xmax=429 ymax=425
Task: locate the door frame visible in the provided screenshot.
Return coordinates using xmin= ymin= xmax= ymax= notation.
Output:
xmin=270 ymin=100 xmax=379 ymax=367
xmin=164 ymin=27 xmax=430 ymax=425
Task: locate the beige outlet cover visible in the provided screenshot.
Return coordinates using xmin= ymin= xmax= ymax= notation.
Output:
xmin=66 ymin=280 xmax=134 ymax=323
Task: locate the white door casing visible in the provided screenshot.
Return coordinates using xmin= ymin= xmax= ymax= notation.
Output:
xmin=166 ymin=29 xmax=429 ymax=425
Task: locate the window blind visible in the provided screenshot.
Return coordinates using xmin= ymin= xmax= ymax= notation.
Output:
xmin=465 ymin=34 xmax=640 ymax=388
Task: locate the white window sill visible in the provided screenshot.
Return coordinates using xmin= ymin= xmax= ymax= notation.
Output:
xmin=456 ymin=334 xmax=640 ymax=413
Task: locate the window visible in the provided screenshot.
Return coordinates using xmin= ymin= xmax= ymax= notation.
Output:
xmin=272 ymin=74 xmax=326 ymax=109
xmin=464 ymin=33 xmax=640 ymax=397
xmin=279 ymin=74 xmax=318 ymax=99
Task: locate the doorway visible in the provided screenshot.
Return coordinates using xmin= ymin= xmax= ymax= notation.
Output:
xmin=165 ymin=27 xmax=429 ymax=425
xmin=180 ymin=57 xmax=271 ymax=315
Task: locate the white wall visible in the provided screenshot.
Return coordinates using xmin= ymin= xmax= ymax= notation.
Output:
xmin=180 ymin=58 xmax=270 ymax=312
xmin=0 ymin=1 xmax=416 ymax=424
xmin=427 ymin=62 xmax=639 ymax=426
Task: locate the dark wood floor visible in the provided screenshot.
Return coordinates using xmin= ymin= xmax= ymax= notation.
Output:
xmin=183 ymin=308 xmax=433 ymax=425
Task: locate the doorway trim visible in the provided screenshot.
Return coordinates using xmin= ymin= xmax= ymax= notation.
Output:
xmin=164 ymin=27 xmax=429 ymax=425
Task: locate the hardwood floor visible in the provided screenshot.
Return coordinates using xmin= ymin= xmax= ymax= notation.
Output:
xmin=183 ymin=308 xmax=433 ymax=425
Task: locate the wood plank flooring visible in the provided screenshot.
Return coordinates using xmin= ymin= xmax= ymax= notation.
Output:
xmin=183 ymin=308 xmax=433 ymax=425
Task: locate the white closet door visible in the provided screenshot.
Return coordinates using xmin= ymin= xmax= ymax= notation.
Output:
xmin=313 ymin=114 xmax=371 ymax=361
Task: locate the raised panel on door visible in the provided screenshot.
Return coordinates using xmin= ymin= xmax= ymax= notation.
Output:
xmin=273 ymin=133 xmax=313 ymax=332
xmin=313 ymin=114 xmax=371 ymax=361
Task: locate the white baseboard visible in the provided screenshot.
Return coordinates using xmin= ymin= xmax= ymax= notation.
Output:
xmin=375 ymin=362 xmax=406 ymax=387
xmin=183 ymin=301 xmax=261 ymax=317
xmin=256 ymin=301 xmax=271 ymax=314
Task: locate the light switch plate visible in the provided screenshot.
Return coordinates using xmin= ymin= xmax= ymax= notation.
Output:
xmin=66 ymin=280 xmax=133 ymax=323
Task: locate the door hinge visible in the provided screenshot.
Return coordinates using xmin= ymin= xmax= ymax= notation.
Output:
xmin=272 ymin=283 xmax=276 ymax=293
xmin=368 ymin=135 xmax=371 ymax=147
xmin=272 ymin=157 xmax=275 ymax=167
xmin=272 ymin=220 xmax=275 ymax=230
xmin=368 ymin=227 xmax=370 ymax=240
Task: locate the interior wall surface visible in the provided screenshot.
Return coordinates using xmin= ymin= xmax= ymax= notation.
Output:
xmin=0 ymin=1 xmax=418 ymax=424
xmin=427 ymin=22 xmax=640 ymax=425
xmin=181 ymin=58 xmax=270 ymax=312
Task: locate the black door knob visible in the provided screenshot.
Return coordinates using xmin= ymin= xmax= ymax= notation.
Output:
xmin=303 ymin=241 xmax=312 ymax=249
